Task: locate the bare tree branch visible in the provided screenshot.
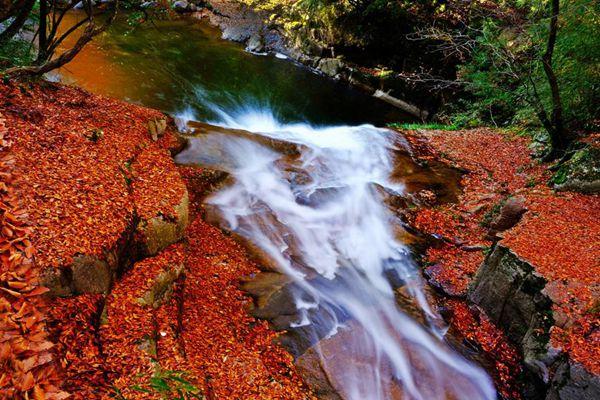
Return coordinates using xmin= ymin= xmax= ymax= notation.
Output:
xmin=4 ymin=1 xmax=119 ymax=78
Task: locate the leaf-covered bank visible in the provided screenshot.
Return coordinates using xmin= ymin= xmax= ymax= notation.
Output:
xmin=0 ymin=80 xmax=311 ymax=399
xmin=401 ymin=126 xmax=599 ymax=399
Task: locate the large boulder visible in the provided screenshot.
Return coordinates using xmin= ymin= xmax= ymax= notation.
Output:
xmin=135 ymin=190 xmax=189 ymax=256
xmin=469 ymin=246 xmax=556 ymax=376
xmin=552 ymin=147 xmax=600 ymax=194
xmin=469 ymin=245 xmax=600 ymax=399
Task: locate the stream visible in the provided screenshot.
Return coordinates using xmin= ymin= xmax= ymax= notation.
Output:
xmin=57 ymin=12 xmax=496 ymax=400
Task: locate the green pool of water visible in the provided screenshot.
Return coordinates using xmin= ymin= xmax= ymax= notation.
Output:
xmin=58 ymin=13 xmax=408 ymax=126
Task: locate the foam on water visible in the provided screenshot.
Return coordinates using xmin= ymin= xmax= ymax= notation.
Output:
xmin=177 ymin=104 xmax=496 ymax=400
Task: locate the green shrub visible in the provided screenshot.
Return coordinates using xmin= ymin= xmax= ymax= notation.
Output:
xmin=457 ymin=0 xmax=599 ymax=130
xmin=387 ymin=122 xmax=460 ymax=131
xmin=0 ymin=38 xmax=34 ymax=69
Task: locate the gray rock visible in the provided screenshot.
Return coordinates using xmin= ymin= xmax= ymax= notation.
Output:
xmin=469 ymin=246 xmax=556 ymax=377
xmin=469 ymin=245 xmax=600 ymax=398
xmin=317 ymin=58 xmax=344 ymax=77
xmin=136 ymin=190 xmax=190 ymax=256
xmin=552 ymin=147 xmax=600 ymax=194
xmin=241 ymin=272 xmax=296 ymax=320
xmin=288 ymin=46 xmax=313 ymax=66
xmin=547 ymin=360 xmax=600 ymax=400
xmin=245 ymin=33 xmax=264 ymax=53
xmin=173 ymin=0 xmax=190 ymax=12
xmin=140 ymin=1 xmax=158 ymax=8
xmin=222 ymin=26 xmax=253 ymax=43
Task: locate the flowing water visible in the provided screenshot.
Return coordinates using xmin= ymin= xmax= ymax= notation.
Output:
xmin=57 ymin=12 xmax=496 ymax=400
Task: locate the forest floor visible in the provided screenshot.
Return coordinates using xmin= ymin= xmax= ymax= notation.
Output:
xmin=0 ymin=79 xmax=597 ymax=399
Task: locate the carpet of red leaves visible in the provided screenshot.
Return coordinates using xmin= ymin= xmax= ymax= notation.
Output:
xmin=447 ymin=300 xmax=523 ymax=400
xmin=46 ymin=294 xmax=106 ymax=399
xmin=406 ymin=128 xmax=548 ymax=296
xmin=1 ymin=80 xmax=181 ymax=272
xmin=0 ymin=112 xmax=68 ymax=399
xmin=132 ymin=145 xmax=187 ymax=222
xmin=181 ymin=218 xmax=310 ymax=399
xmin=100 ymin=243 xmax=187 ymax=399
xmin=402 ymin=127 xmax=599 ymax=386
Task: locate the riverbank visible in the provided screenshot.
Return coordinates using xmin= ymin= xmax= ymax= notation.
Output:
xmin=0 ymin=80 xmax=311 ymax=399
xmin=193 ymin=0 xmax=429 ymax=119
xmin=400 ymin=127 xmax=599 ymax=399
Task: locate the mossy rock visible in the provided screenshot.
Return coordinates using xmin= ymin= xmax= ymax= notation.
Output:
xmin=552 ymin=147 xmax=600 ymax=194
xmin=317 ymin=58 xmax=344 ymax=77
xmin=137 ymin=190 xmax=190 ymax=256
xmin=40 ymin=255 xmax=115 ymax=296
xmin=137 ymin=263 xmax=185 ymax=308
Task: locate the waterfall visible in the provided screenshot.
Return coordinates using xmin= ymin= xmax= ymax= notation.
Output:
xmin=176 ymin=104 xmax=496 ymax=400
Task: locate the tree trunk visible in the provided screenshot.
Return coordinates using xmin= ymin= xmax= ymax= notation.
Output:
xmin=0 ymin=0 xmax=31 ymax=23
xmin=3 ymin=1 xmax=119 ymax=78
xmin=542 ymin=0 xmax=567 ymax=159
xmin=37 ymin=0 xmax=49 ymax=64
xmin=0 ymin=0 xmax=36 ymax=44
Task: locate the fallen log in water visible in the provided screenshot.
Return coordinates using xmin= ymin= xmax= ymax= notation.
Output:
xmin=373 ymin=89 xmax=429 ymax=121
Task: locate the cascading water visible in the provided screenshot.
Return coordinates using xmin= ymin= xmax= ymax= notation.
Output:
xmin=54 ymin=12 xmax=494 ymax=399
xmin=176 ymin=103 xmax=497 ymax=400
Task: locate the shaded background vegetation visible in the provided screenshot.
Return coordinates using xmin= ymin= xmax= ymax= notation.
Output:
xmin=241 ymin=0 xmax=598 ymax=151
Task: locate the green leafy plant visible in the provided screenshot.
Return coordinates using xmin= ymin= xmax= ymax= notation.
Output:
xmin=387 ymin=122 xmax=460 ymax=131
xmin=457 ymin=0 xmax=599 ymax=153
xmin=131 ymin=368 xmax=203 ymax=400
xmin=0 ymin=38 xmax=34 ymax=69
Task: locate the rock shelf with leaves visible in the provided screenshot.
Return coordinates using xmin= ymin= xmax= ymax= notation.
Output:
xmin=0 ymin=80 xmax=311 ymax=399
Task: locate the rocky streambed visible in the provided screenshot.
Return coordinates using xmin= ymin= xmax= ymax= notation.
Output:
xmin=21 ymin=9 xmax=598 ymax=400
xmin=402 ymin=128 xmax=600 ymax=400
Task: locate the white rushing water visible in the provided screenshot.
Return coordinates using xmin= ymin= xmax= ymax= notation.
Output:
xmin=176 ymin=103 xmax=496 ymax=400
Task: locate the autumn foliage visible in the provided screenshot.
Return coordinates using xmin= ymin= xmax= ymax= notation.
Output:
xmin=0 ymin=111 xmax=67 ymax=399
